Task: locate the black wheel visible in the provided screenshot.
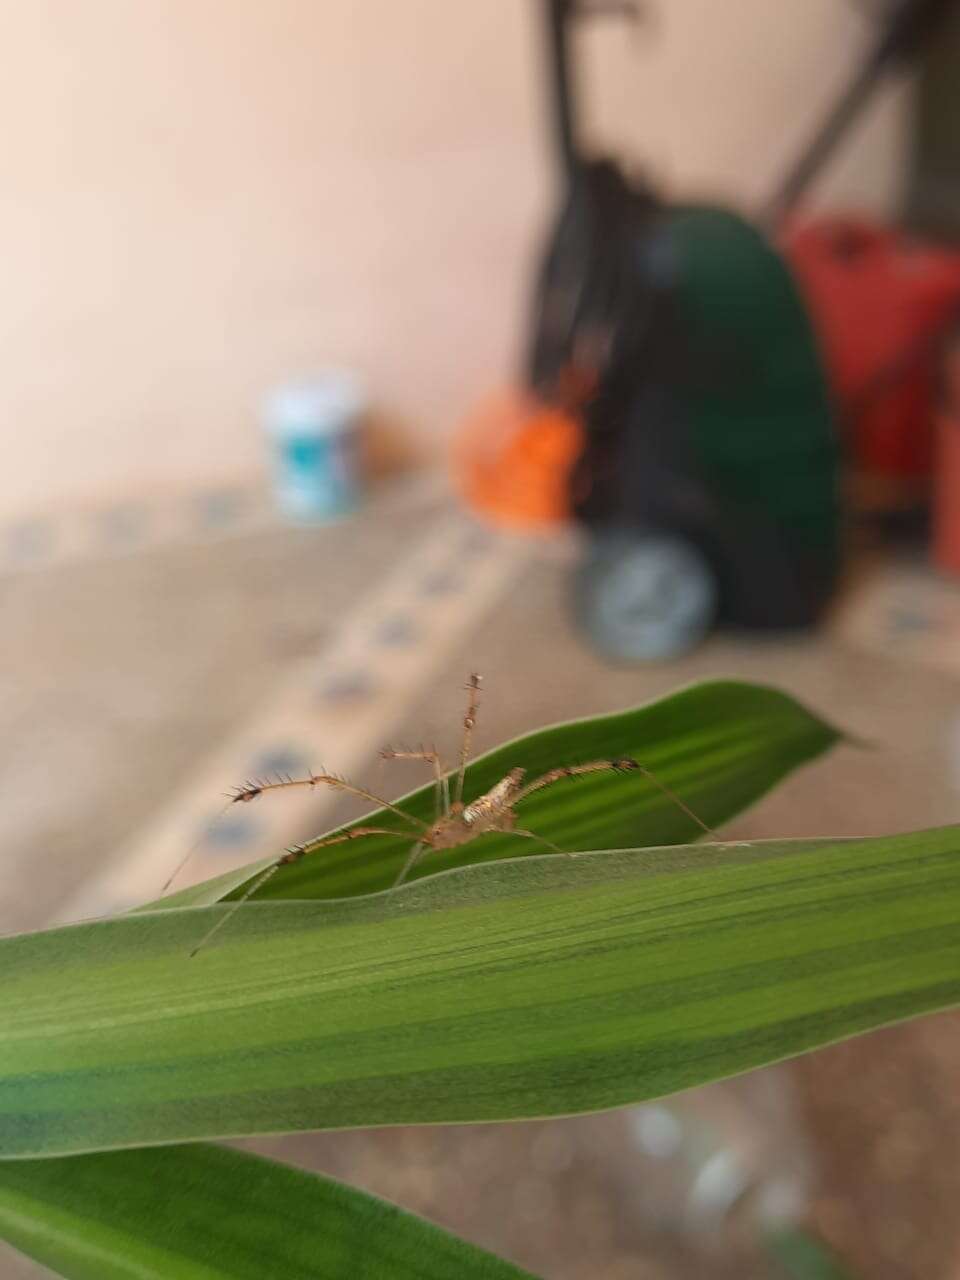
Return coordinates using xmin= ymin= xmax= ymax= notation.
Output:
xmin=575 ymin=531 xmax=718 ymax=660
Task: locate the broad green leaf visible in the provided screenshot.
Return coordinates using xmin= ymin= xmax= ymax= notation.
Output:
xmin=152 ymin=679 xmax=842 ymax=910
xmin=0 ymin=1143 xmax=533 ymax=1279
xmin=3 ymin=826 xmax=958 ymax=1159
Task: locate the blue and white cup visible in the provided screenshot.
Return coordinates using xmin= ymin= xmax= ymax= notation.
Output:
xmin=264 ymin=373 xmax=365 ymax=522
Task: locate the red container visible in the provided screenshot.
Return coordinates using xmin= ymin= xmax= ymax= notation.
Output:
xmin=934 ymin=337 xmax=960 ymax=577
xmin=784 ymin=217 xmax=960 ymax=486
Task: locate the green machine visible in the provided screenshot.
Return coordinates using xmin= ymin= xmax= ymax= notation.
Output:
xmin=527 ymin=2 xmax=843 ymax=659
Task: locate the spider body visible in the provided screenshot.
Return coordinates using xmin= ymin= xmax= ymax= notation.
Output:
xmin=452 ymin=766 xmax=526 ymax=841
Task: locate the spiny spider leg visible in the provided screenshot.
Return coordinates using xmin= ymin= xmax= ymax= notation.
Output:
xmin=283 ymin=825 xmax=411 ymax=863
xmin=514 ymin=757 xmax=715 ymax=839
xmin=380 ymin=746 xmax=449 ymax=820
xmin=229 ymin=772 xmax=428 ymax=833
xmin=454 ymin=673 xmax=481 ymax=809
xmin=189 ymin=825 xmax=408 ymax=957
xmin=512 ymin=758 xmax=641 ymax=803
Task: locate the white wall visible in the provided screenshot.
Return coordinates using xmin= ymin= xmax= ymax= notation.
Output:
xmin=0 ymin=0 xmax=909 ymax=518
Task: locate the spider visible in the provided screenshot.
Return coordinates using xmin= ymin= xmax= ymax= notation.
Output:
xmin=187 ymin=673 xmax=712 ymax=955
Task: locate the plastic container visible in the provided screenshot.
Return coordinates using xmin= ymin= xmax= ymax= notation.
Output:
xmin=263 ymin=374 xmax=364 ymax=522
xmin=934 ymin=413 xmax=960 ymax=577
xmin=934 ymin=330 xmax=960 ymax=578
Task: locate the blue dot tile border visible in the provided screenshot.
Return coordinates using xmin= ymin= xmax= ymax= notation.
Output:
xmin=0 ymin=482 xmax=275 ymax=577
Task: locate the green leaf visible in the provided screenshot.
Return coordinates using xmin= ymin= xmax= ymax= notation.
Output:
xmin=766 ymin=1226 xmax=859 ymax=1280
xmin=0 ymin=1143 xmax=533 ymax=1279
xmin=152 ymin=679 xmax=843 ymax=909
xmin=3 ymin=826 xmax=958 ymax=1159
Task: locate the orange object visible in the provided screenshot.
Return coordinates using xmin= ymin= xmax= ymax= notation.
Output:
xmin=455 ymin=389 xmax=584 ymax=530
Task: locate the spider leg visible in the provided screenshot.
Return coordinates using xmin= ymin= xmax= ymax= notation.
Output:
xmin=631 ymin=764 xmax=715 ymax=839
xmin=513 ymin=758 xmax=716 ymax=839
xmin=510 ymin=827 xmax=569 ymax=857
xmin=282 ymin=826 xmax=412 ymax=863
xmin=189 ymin=862 xmax=283 ymax=957
xmin=380 ymin=746 xmax=449 ymax=819
xmin=227 ymin=773 xmax=428 ymax=833
xmin=160 ymin=796 xmax=234 ymax=896
xmin=454 ymin=673 xmax=481 ymax=808
xmin=393 ymin=840 xmax=428 ymax=888
xmin=189 ymin=826 xmax=406 ymax=958
xmin=512 ymin=759 xmax=633 ymax=803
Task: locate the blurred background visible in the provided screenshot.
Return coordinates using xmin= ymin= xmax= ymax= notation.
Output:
xmin=3 ymin=1 xmax=960 ymax=1276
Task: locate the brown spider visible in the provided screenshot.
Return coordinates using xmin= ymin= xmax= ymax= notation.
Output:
xmin=188 ymin=674 xmax=711 ymax=955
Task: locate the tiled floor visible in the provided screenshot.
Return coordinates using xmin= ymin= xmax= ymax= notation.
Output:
xmin=2 ymin=489 xmax=960 ymax=1278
